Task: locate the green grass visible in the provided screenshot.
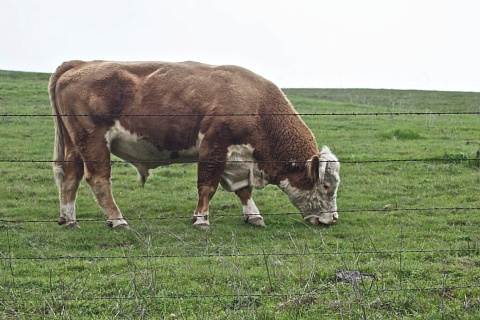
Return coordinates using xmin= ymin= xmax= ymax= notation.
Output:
xmin=1 ymin=71 xmax=480 ymax=318
xmin=378 ymin=128 xmax=423 ymax=140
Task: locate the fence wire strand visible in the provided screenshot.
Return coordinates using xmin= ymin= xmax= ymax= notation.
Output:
xmin=1 ymin=284 xmax=479 ymax=304
xmin=1 ymin=247 xmax=478 ymax=261
xmin=1 ymin=157 xmax=479 ymax=165
xmin=2 ymin=111 xmax=480 ymax=117
xmin=0 ymin=206 xmax=478 ymax=226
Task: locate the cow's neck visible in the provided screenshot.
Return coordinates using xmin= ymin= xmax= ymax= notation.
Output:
xmin=256 ymin=106 xmax=319 ymax=186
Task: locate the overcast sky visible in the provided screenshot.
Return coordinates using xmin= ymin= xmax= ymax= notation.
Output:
xmin=1 ymin=0 xmax=479 ymax=91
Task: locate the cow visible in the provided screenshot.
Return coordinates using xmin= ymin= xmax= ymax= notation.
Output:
xmin=49 ymin=60 xmax=340 ymax=229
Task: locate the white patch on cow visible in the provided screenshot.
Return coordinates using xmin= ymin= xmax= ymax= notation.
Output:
xmin=196 ymin=132 xmax=204 ymax=150
xmin=104 ymin=120 xmax=201 ymax=165
xmin=242 ymin=198 xmax=265 ymax=226
xmin=243 ymin=198 xmax=260 ymax=216
xmin=220 ymin=144 xmax=269 ymax=192
xmin=60 ymin=201 xmax=76 ymax=223
xmin=105 ymin=120 xmax=163 ymax=162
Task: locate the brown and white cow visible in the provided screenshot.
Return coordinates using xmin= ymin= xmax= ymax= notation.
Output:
xmin=49 ymin=60 xmax=340 ymax=229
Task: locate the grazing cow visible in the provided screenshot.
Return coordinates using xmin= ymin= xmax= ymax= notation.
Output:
xmin=49 ymin=60 xmax=340 ymax=229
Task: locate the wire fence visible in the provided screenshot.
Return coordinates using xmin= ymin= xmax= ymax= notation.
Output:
xmin=0 ymin=206 xmax=479 ymax=225
xmin=1 ymin=285 xmax=479 ymax=303
xmin=0 ymin=158 xmax=479 ymax=165
xmin=2 ymin=110 xmax=480 ymax=316
xmin=1 ymin=247 xmax=479 ymax=261
xmin=2 ymin=111 xmax=480 ymax=117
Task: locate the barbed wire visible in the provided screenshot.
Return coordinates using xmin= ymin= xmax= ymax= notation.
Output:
xmin=1 ymin=284 xmax=479 ymax=304
xmin=2 ymin=111 xmax=480 ymax=118
xmin=1 ymin=246 xmax=477 ymax=261
xmin=1 ymin=157 xmax=479 ymax=165
xmin=0 ymin=207 xmax=477 ymax=226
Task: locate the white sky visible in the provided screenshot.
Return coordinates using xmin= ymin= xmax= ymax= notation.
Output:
xmin=1 ymin=0 xmax=479 ymax=91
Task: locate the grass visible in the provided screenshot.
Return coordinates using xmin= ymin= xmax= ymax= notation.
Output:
xmin=1 ymin=70 xmax=480 ymax=318
xmin=378 ymin=128 xmax=423 ymax=140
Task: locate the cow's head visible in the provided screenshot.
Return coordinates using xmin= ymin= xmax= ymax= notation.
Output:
xmin=279 ymin=146 xmax=340 ymax=225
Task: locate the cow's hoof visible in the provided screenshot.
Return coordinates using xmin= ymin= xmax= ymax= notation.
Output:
xmin=65 ymin=221 xmax=80 ymax=228
xmin=306 ymin=216 xmax=320 ymax=226
xmin=107 ymin=219 xmax=129 ymax=228
xmin=245 ymin=215 xmax=266 ymax=227
xmin=59 ymin=218 xmax=80 ymax=228
xmin=192 ymin=216 xmax=210 ymax=230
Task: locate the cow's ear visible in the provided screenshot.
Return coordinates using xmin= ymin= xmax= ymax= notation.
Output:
xmin=306 ymin=155 xmax=320 ymax=183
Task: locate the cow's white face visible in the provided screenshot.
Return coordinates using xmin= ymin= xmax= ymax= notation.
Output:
xmin=279 ymin=147 xmax=340 ymax=225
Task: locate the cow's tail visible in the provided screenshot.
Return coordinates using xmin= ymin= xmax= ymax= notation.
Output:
xmin=49 ymin=60 xmax=84 ymax=190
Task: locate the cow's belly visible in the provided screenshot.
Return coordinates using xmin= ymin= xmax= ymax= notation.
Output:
xmin=220 ymin=144 xmax=269 ymax=192
xmin=105 ymin=120 xmax=199 ymax=167
xmin=105 ymin=121 xmax=269 ymax=190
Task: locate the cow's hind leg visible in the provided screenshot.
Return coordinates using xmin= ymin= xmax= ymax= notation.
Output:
xmin=235 ymin=186 xmax=265 ymax=227
xmin=81 ymin=139 xmax=128 ymax=228
xmin=192 ymin=140 xmax=228 ymax=229
xmin=57 ymin=148 xmax=84 ymax=227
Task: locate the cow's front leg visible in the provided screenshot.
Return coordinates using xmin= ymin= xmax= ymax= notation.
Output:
xmin=192 ymin=185 xmax=216 ymax=230
xmin=82 ymin=145 xmax=128 ymax=228
xmin=235 ymin=186 xmax=265 ymax=227
xmin=86 ymin=174 xmax=128 ymax=228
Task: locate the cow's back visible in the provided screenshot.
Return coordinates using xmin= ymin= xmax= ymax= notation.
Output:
xmin=53 ymin=60 xmax=274 ymax=115
xmin=52 ymin=61 xmax=285 ymax=152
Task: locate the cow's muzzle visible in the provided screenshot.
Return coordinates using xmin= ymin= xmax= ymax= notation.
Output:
xmin=304 ymin=212 xmax=338 ymax=225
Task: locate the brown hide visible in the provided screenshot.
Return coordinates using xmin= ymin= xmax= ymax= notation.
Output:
xmin=51 ymin=60 xmax=320 ymax=189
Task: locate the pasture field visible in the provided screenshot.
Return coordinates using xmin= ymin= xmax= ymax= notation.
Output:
xmin=1 ymin=69 xmax=480 ymax=319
